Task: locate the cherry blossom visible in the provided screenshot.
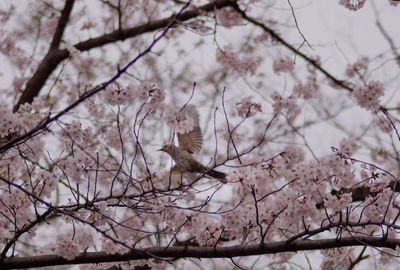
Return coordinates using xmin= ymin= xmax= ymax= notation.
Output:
xmin=345 ymin=56 xmax=369 ymax=78
xmin=376 ymin=115 xmax=392 ymax=133
xmin=0 ymin=1 xmax=399 ymax=269
xmin=103 ymin=86 xmax=135 ymax=105
xmin=339 ymin=0 xmax=367 ymax=10
xmin=217 ymin=6 xmax=242 ymax=26
xmin=293 ymin=77 xmax=319 ymax=99
xmin=235 ymin=96 xmax=262 ymax=118
xmin=271 ymin=91 xmax=300 ymax=120
xmin=0 ymin=107 xmax=20 ymax=137
xmin=272 ymin=56 xmax=295 ymax=74
xmin=353 ymin=81 xmax=385 ymax=111
xmin=55 ymin=226 xmax=92 ymax=260
xmin=216 ymin=45 xmax=261 ymax=74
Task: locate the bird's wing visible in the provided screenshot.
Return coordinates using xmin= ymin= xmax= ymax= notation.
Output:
xmin=177 ymin=105 xmax=203 ymax=153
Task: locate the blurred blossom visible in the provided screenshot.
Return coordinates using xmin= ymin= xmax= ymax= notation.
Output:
xmin=216 ymin=45 xmax=261 ymax=74
xmin=104 ymin=86 xmax=135 ymax=105
xmin=42 ymin=15 xmax=60 ymax=37
xmin=293 ymin=77 xmax=319 ymax=99
xmin=235 ymin=96 xmax=262 ymax=118
xmin=273 ymin=55 xmax=294 ymax=74
xmin=339 ymin=137 xmax=360 ymax=157
xmin=345 ymin=56 xmax=369 ymax=78
xmin=376 ymin=115 xmax=392 ymax=133
xmin=217 ymin=7 xmax=242 ymax=26
xmin=339 ymin=0 xmax=366 ymax=11
xmin=0 ymin=107 xmax=21 ymax=137
xmin=271 ymin=91 xmax=299 ymax=120
xmin=353 ymin=80 xmax=384 ymax=111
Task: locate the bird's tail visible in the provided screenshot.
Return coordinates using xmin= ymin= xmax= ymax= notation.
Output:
xmin=206 ymin=169 xmax=226 ymax=182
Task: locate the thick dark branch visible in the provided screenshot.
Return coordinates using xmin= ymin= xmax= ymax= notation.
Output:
xmin=49 ymin=0 xmax=75 ymax=50
xmin=3 ymin=0 xmax=189 ymax=153
xmin=1 ymin=236 xmax=398 ymax=269
xmin=74 ymin=0 xmax=236 ymax=51
xmin=13 ymin=0 xmax=237 ymax=112
xmin=14 ymin=0 xmax=75 ymax=112
xmin=14 ymin=49 xmax=70 ymax=112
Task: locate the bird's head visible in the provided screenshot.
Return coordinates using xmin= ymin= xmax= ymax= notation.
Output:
xmin=158 ymin=144 xmax=174 ymax=153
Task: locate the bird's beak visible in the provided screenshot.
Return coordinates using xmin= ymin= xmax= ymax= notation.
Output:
xmin=157 ymin=148 xmax=162 ymax=152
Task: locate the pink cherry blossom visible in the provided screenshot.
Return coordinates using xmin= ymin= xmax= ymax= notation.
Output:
xmin=293 ymin=77 xmax=319 ymax=99
xmin=353 ymin=80 xmax=385 ymax=111
xmin=216 ymin=45 xmax=261 ymax=74
xmin=273 ymin=56 xmax=294 ymax=74
xmin=103 ymin=86 xmax=135 ymax=105
xmin=376 ymin=115 xmax=392 ymax=133
xmin=345 ymin=56 xmax=369 ymax=78
xmin=217 ymin=7 xmax=242 ymax=26
xmin=389 ymin=0 xmax=399 ymax=6
xmin=0 ymin=107 xmax=21 ymax=137
xmin=339 ymin=137 xmax=360 ymax=157
xmin=339 ymin=0 xmax=366 ymax=10
xmin=235 ymin=96 xmax=262 ymax=118
xmin=271 ymin=91 xmax=300 ymax=120
xmin=176 ymin=114 xmax=194 ymax=134
xmin=0 ymin=1 xmax=399 ymax=269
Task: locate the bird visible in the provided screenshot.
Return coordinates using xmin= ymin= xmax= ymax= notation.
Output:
xmin=159 ymin=105 xmax=226 ymax=183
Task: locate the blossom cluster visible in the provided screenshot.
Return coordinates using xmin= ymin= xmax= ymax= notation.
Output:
xmin=353 ymin=80 xmax=385 ymax=111
xmin=103 ymin=82 xmax=164 ymax=107
xmin=363 ymin=188 xmax=394 ymax=222
xmin=272 ymin=56 xmax=294 ymax=74
xmin=293 ymin=77 xmax=319 ymax=99
xmin=345 ymin=56 xmax=368 ymax=78
xmin=390 ymin=0 xmax=399 ymax=6
xmin=324 ymin=193 xmax=352 ymax=212
xmin=216 ymin=45 xmax=261 ymax=74
xmin=339 ymin=0 xmax=366 ymax=11
xmin=376 ymin=115 xmax=392 ymax=133
xmin=103 ymin=85 xmax=135 ymax=105
xmin=235 ymin=96 xmax=262 ymax=118
xmin=0 ymin=107 xmax=21 ymax=137
xmin=136 ymin=81 xmax=165 ymax=105
xmin=0 ymin=186 xmax=34 ymax=232
xmin=340 ymin=0 xmax=399 ymax=9
xmin=54 ymin=226 xmax=92 ymax=260
xmin=42 ymin=15 xmax=60 ymax=37
xmin=271 ymin=91 xmax=300 ymax=120
xmin=339 ymin=137 xmax=360 ymax=157
xmin=0 ymin=0 xmax=399 ymax=269
xmin=59 ymin=151 xmax=96 ymax=184
xmin=176 ymin=114 xmax=195 ymax=134
xmin=33 ymin=171 xmax=58 ymax=198
xmin=190 ymin=213 xmax=224 ymax=246
xmin=321 ymin=247 xmax=352 ymax=269
xmin=162 ymin=105 xmax=198 ymax=135
xmin=216 ymin=7 xmax=242 ymax=26
xmin=13 ymin=77 xmax=25 ymax=92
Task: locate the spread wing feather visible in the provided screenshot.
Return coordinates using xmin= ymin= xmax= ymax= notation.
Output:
xmin=177 ymin=105 xmax=203 ymax=153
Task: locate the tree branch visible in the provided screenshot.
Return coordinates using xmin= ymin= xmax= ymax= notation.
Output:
xmin=230 ymin=2 xmax=353 ymax=93
xmin=13 ymin=0 xmax=237 ymax=112
xmin=49 ymin=0 xmax=75 ymax=50
xmin=14 ymin=0 xmax=75 ymax=112
xmin=1 ymin=236 xmax=398 ymax=269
